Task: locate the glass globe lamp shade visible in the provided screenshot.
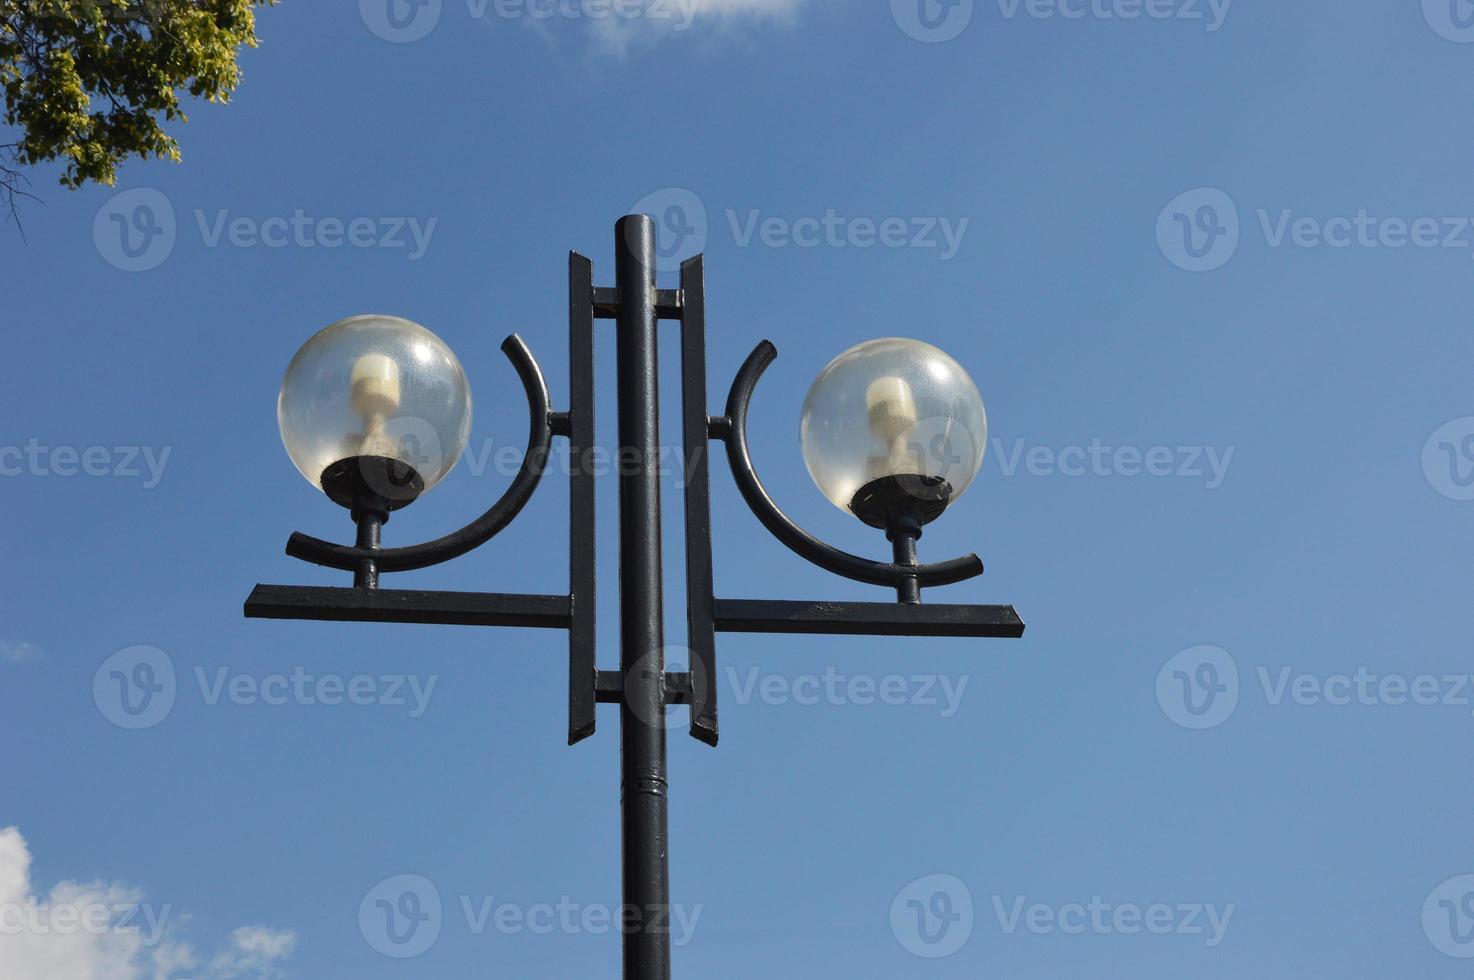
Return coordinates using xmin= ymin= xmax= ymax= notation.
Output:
xmin=800 ymin=338 xmax=987 ymax=528
xmin=278 ymin=315 xmax=472 ymax=509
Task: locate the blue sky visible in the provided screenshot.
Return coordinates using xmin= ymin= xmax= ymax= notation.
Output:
xmin=5 ymin=0 xmax=1474 ymax=976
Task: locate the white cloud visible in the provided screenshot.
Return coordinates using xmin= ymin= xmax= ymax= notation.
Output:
xmin=0 ymin=642 xmax=41 ymax=663
xmin=686 ymin=0 xmax=806 ymax=15
xmin=581 ymin=0 xmax=811 ymax=55
xmin=207 ymin=928 xmax=297 ymax=979
xmin=0 ymin=828 xmax=295 ymax=980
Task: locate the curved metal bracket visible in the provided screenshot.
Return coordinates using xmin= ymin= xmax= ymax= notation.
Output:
xmin=285 ymin=334 xmax=554 ymax=574
xmin=718 ymin=341 xmax=984 ymax=590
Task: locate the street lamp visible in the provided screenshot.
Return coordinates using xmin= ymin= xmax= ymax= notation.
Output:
xmin=800 ymin=337 xmax=988 ymax=602
xmin=245 ymin=215 xmax=1024 ymax=979
xmin=276 ymin=314 xmax=473 ymax=586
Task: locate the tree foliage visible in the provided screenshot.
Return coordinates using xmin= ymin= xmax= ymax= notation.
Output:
xmin=0 ymin=0 xmax=273 ymax=216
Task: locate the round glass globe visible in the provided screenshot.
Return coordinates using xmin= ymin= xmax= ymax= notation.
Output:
xmin=800 ymin=338 xmax=987 ymax=517
xmin=278 ymin=315 xmax=473 ymax=500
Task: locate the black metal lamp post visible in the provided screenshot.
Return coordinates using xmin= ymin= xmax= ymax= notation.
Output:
xmin=245 ymin=215 xmax=1024 ymax=979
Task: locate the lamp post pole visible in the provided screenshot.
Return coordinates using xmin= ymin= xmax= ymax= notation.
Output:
xmin=248 ymin=214 xmax=1025 ymax=979
xmin=614 ymin=215 xmax=672 ymax=979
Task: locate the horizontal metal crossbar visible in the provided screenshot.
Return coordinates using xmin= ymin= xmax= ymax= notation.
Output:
xmin=245 ymin=585 xmax=572 ymax=630
xmin=593 ymin=670 xmax=694 ymax=705
xmin=713 ymin=599 xmax=1026 ymax=639
xmin=592 ymin=287 xmax=683 ymax=321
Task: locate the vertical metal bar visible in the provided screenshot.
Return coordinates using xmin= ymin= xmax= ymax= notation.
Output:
xmin=568 ymin=252 xmax=599 ymax=745
xmin=892 ymin=531 xmax=921 ymax=604
xmin=679 ymin=255 xmax=719 ymax=747
xmin=615 ymin=215 xmax=672 ymax=980
xmin=352 ymin=510 xmax=382 ymax=590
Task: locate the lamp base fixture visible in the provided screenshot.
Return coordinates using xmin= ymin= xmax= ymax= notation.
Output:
xmin=849 ymin=474 xmax=953 ymax=535
xmin=319 ymin=456 xmax=425 ymax=515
